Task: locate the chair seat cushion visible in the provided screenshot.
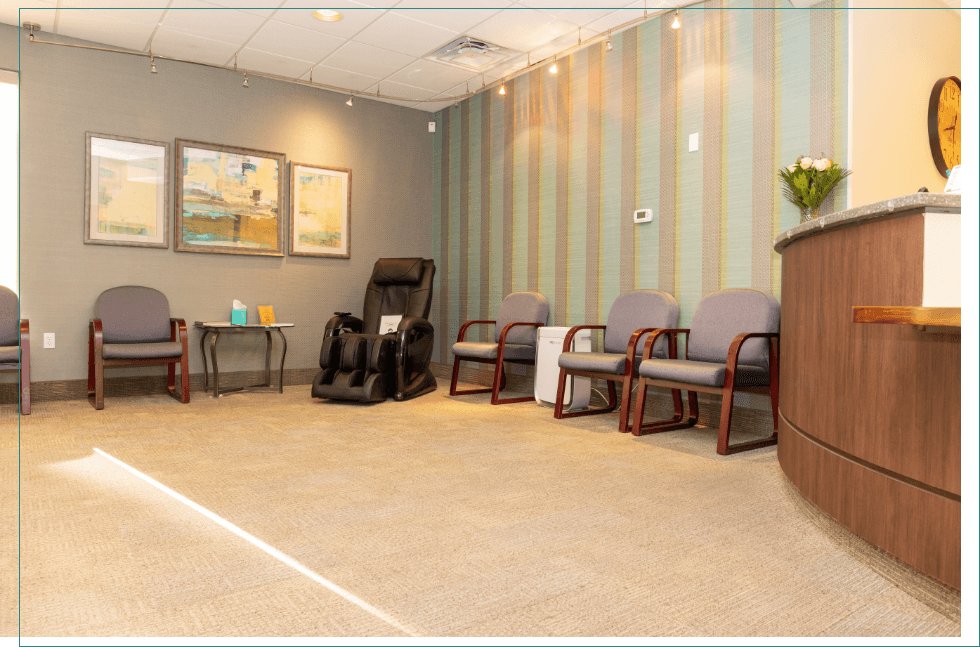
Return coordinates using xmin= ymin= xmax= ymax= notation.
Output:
xmin=637 ymin=358 xmax=769 ymax=388
xmin=452 ymin=341 xmax=536 ymax=361
xmin=103 ymin=341 xmax=184 ymax=360
xmin=0 ymin=346 xmax=18 ymax=363
xmin=558 ymin=345 xmax=669 ymax=375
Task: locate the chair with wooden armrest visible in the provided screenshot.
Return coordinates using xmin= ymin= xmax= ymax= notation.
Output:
xmin=88 ymin=286 xmax=189 ymax=410
xmin=631 ymin=288 xmax=781 ymax=455
xmin=0 ymin=285 xmax=30 ymax=415
xmin=450 ymin=291 xmax=550 ymax=404
xmin=554 ymin=290 xmax=680 ymax=432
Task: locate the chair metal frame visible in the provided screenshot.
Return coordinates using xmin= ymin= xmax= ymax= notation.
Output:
xmin=449 ymin=320 xmax=545 ymax=404
xmin=88 ymin=317 xmax=190 ymax=410
xmin=554 ymin=325 xmax=682 ymax=432
xmin=0 ymin=319 xmax=30 ymax=415
xmin=631 ymin=328 xmax=780 ymax=455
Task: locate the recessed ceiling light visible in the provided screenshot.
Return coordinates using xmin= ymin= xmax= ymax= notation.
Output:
xmin=313 ymin=10 xmax=342 ymax=22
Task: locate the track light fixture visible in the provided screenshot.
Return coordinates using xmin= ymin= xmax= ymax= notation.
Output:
xmin=346 ymin=95 xmax=353 ymax=106
xmin=498 ymin=84 xmax=506 ymax=96
xmin=149 ymin=50 xmax=157 ymax=74
xmin=549 ymin=59 xmax=558 ymax=74
xmin=243 ymin=70 xmax=249 ymax=88
xmin=23 ymin=22 xmax=39 ymax=42
xmin=606 ymin=37 xmax=613 ymax=51
xmin=671 ymin=11 xmax=681 ymax=29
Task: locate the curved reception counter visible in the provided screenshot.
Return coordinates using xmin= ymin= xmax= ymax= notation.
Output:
xmin=774 ymin=194 xmax=961 ymax=590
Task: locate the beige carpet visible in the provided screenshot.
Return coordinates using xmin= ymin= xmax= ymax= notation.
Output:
xmin=0 ymin=379 xmax=962 ymax=638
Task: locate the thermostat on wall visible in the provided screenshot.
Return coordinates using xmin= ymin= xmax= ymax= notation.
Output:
xmin=633 ymin=209 xmax=653 ymax=223
xmin=428 ymin=121 xmax=436 ymax=133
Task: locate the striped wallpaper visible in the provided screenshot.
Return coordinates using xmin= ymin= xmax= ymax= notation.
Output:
xmin=432 ymin=1 xmax=848 ymax=365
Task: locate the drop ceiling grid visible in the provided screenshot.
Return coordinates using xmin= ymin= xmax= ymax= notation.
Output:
xmin=21 ymin=2 xmax=657 ymax=111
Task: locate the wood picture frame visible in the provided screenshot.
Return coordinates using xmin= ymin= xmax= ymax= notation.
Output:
xmin=289 ymin=162 xmax=351 ymax=258
xmin=84 ymin=132 xmax=170 ymax=249
xmin=175 ymin=139 xmax=286 ymax=256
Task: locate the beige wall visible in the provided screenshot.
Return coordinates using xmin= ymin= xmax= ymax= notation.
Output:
xmin=849 ymin=2 xmax=961 ymax=206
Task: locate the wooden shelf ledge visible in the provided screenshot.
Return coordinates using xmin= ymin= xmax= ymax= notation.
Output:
xmin=852 ymin=306 xmax=961 ymax=327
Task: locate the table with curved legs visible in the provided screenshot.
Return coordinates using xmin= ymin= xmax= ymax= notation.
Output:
xmin=194 ymin=322 xmax=293 ymax=398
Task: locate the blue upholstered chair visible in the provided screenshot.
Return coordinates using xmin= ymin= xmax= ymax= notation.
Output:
xmin=554 ymin=290 xmax=680 ymax=432
xmin=89 ymin=286 xmax=189 ymax=409
xmin=631 ymin=288 xmax=780 ymax=455
xmin=449 ymin=291 xmax=549 ymax=404
xmin=0 ymin=285 xmax=30 ymax=414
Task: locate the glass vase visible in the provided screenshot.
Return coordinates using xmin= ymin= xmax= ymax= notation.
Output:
xmin=800 ymin=205 xmax=819 ymax=223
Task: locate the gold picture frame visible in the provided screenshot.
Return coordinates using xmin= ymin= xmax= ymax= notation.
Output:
xmin=175 ymin=139 xmax=286 ymax=256
xmin=289 ymin=162 xmax=352 ymax=258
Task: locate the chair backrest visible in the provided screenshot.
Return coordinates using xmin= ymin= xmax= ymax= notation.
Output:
xmin=603 ymin=290 xmax=679 ymax=356
xmin=363 ymin=258 xmax=436 ymax=334
xmin=0 ymin=285 xmax=19 ymax=347
xmin=494 ymin=292 xmax=549 ymax=346
xmin=95 ymin=286 xmax=172 ymax=344
xmin=686 ymin=289 xmax=780 ymax=370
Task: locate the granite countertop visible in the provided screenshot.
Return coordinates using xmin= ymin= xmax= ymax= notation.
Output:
xmin=773 ymin=193 xmax=961 ymax=254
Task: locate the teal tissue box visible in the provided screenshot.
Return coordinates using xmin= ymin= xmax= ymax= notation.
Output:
xmin=231 ymin=309 xmax=247 ymax=325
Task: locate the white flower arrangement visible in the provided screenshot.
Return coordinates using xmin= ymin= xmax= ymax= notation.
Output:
xmin=778 ymin=154 xmax=852 ymax=221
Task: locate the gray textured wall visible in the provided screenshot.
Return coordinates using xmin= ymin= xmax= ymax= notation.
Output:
xmin=12 ymin=25 xmax=433 ymax=383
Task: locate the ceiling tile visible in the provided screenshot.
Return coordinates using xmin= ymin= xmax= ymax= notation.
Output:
xmin=236 ymin=48 xmax=314 ymax=78
xmin=246 ymin=19 xmax=345 ymax=63
xmin=371 ymin=79 xmax=435 ymax=102
xmin=160 ymin=2 xmax=266 ymax=46
xmin=385 ymin=59 xmax=477 ymax=94
xmin=149 ymin=28 xmax=241 ymax=66
xmin=516 ymin=2 xmax=618 ymax=28
xmin=352 ymin=12 xmax=459 ymax=58
xmin=418 ymin=98 xmax=456 ymax=112
xmin=528 ymin=26 xmax=598 ymax=63
xmin=311 ymin=64 xmax=379 ymax=92
xmin=391 ymin=2 xmax=511 ymax=33
xmin=582 ymin=1 xmax=649 ymax=35
xmin=468 ymin=8 xmax=580 ymax=53
xmin=55 ymin=12 xmax=157 ymax=51
xmin=272 ymin=1 xmax=384 ymax=39
xmin=205 ymin=0 xmax=282 ymax=17
xmin=55 ymin=3 xmax=167 ymax=26
xmin=480 ymin=55 xmax=529 ymax=82
xmin=320 ymin=41 xmax=415 ymax=79
xmin=1 ymin=4 xmax=57 ymax=32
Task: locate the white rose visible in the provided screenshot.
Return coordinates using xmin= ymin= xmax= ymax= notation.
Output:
xmin=812 ymin=159 xmax=828 ymax=172
xmin=800 ymin=157 xmax=813 ymax=169
xmin=786 ymin=164 xmax=797 ymax=173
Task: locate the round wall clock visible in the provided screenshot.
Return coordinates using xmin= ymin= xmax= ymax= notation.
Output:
xmin=927 ymin=76 xmax=961 ymax=177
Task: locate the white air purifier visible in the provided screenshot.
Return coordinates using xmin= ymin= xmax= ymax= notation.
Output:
xmin=534 ymin=326 xmax=592 ymax=412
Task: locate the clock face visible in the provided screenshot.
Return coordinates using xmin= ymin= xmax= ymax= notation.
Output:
xmin=928 ymin=76 xmax=961 ymax=177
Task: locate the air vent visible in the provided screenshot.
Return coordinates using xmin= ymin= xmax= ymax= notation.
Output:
xmin=427 ymin=36 xmax=518 ymax=72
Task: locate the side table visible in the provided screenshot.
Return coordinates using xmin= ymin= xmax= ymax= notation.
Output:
xmin=194 ymin=322 xmax=294 ymax=398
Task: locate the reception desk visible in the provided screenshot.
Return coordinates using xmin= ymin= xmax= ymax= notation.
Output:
xmin=774 ymin=194 xmax=961 ymax=589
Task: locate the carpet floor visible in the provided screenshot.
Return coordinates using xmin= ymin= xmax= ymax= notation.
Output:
xmin=0 ymin=380 xmax=962 ymax=638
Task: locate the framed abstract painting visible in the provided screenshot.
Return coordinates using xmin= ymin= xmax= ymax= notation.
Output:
xmin=175 ymin=139 xmax=285 ymax=256
xmin=289 ymin=162 xmax=351 ymax=258
xmin=84 ymin=133 xmax=170 ymax=248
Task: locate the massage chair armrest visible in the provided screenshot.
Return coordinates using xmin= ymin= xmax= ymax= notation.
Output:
xmin=324 ymin=314 xmax=363 ymax=337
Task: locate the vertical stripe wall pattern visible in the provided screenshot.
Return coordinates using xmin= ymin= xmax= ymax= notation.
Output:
xmin=432 ymin=2 xmax=848 ymax=365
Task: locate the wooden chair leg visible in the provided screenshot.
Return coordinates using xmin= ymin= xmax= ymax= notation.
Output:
xmin=490 ymin=351 xmax=506 ymax=405
xmin=606 ymin=379 xmax=618 ymax=416
xmin=449 ymin=356 xmax=462 ymax=395
xmin=633 ymin=384 xmax=699 ymax=437
xmin=93 ymin=354 xmax=104 ymax=410
xmin=554 ymin=367 xmax=569 ymax=419
xmin=617 ymin=374 xmax=634 ymax=432
xmin=180 ymin=353 xmax=190 ymax=403
xmin=20 ymin=354 xmax=30 ymax=416
xmin=686 ymin=390 xmax=699 ymax=425
xmin=716 ymin=388 xmax=735 ymax=455
xmin=167 ymin=361 xmax=176 ymax=395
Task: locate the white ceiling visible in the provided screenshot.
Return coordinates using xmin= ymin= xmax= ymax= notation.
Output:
xmin=1 ymin=1 xmax=964 ymax=112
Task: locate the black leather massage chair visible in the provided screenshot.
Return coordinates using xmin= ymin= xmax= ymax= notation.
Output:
xmin=311 ymin=258 xmax=437 ymax=402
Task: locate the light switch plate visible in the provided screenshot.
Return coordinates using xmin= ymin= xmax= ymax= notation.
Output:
xmin=689 ymin=132 xmax=699 ymax=152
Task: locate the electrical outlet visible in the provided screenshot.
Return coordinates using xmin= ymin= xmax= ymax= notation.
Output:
xmin=44 ymin=332 xmax=55 ymax=348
